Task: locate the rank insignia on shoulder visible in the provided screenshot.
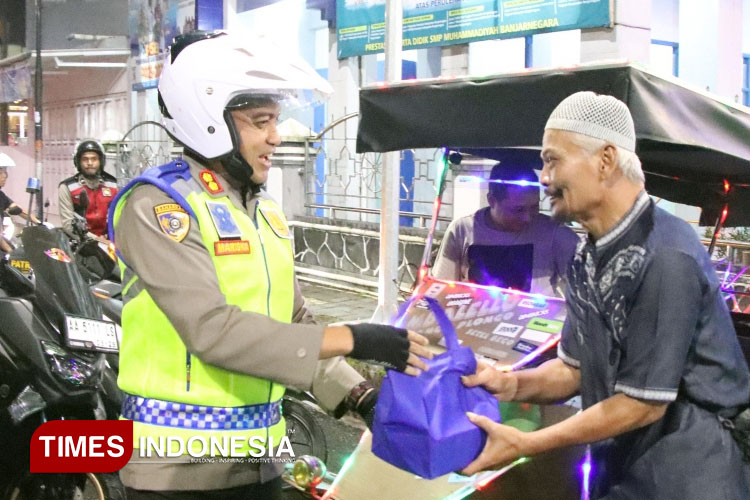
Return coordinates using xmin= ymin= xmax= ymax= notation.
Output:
xmin=214 ymin=240 xmax=251 ymax=256
xmin=199 ymin=169 xmax=224 ymax=195
xmin=154 ymin=203 xmax=190 ymax=242
xmin=259 ymin=205 xmax=291 ymax=239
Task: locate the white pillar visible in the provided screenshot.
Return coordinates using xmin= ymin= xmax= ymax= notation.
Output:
xmin=441 ymin=44 xmax=469 ymax=76
xmin=373 ymin=0 xmax=403 ymax=322
xmin=224 ymin=0 xmax=238 ymax=31
xmin=580 ymin=0 xmax=651 ymax=64
xmin=679 ymin=0 xmax=744 ymax=101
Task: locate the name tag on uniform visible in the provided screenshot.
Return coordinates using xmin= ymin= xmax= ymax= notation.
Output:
xmin=206 ymin=201 xmax=243 ymax=240
xmin=214 ymin=240 xmax=251 ymax=256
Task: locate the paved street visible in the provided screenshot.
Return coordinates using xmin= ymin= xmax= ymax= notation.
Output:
xmin=282 ymin=281 xmax=375 ymax=498
xmin=299 ymin=280 xmax=379 ymax=325
xmin=289 ymin=281 xmax=585 ymax=500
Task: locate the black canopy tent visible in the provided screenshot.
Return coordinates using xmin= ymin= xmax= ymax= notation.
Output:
xmin=357 ymin=62 xmax=750 ymax=226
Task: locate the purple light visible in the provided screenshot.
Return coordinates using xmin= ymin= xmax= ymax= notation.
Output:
xmin=724 ymin=266 xmax=748 ymax=288
xmin=456 ymin=176 xmax=542 ymax=188
xmin=489 ymin=179 xmax=541 ymax=187
xmin=579 ymin=446 xmax=593 ymax=500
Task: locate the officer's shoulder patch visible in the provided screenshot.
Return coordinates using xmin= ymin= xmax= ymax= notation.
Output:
xmin=154 ymin=203 xmax=190 ymax=242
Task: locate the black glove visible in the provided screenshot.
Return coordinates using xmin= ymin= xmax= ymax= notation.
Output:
xmin=347 ymin=323 xmax=410 ymax=372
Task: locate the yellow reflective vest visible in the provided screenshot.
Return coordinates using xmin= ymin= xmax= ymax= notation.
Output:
xmin=110 ymin=160 xmax=293 ymax=456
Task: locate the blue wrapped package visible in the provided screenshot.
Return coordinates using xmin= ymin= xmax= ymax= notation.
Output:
xmin=371 ymin=296 xmax=501 ymax=479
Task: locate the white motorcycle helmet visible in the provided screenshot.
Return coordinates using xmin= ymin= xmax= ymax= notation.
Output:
xmin=0 ymin=152 xmax=16 ymax=169
xmin=157 ymin=30 xmax=332 ymax=186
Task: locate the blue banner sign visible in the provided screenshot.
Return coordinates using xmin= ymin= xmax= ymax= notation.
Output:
xmin=337 ymin=0 xmax=612 ymax=59
xmin=129 ymin=0 xmax=197 ymax=91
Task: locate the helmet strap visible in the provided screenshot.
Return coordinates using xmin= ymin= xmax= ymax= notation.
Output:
xmin=220 ymin=154 xmax=261 ymax=206
xmin=221 ymin=108 xmax=262 ymax=203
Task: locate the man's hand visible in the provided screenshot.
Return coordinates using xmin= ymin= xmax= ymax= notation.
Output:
xmin=347 ymin=323 xmax=432 ymax=375
xmin=461 ymin=412 xmax=526 ymax=476
xmin=462 ymin=362 xmax=518 ymax=401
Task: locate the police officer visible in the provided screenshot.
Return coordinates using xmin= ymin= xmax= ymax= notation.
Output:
xmin=109 ymin=31 xmax=431 ymax=500
xmin=0 ymin=152 xmax=38 ymax=253
xmin=59 ymin=139 xmax=118 ymax=241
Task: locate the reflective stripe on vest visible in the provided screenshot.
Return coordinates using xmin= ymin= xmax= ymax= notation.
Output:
xmin=122 ymin=395 xmax=282 ymax=430
xmin=111 ymin=160 xmax=293 ymax=455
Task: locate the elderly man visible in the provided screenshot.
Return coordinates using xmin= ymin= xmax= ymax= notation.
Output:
xmin=462 ymin=91 xmax=750 ymax=499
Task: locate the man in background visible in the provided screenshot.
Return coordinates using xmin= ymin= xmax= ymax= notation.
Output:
xmin=58 ymin=139 xmax=118 ymax=242
xmin=432 ymin=162 xmax=579 ymax=296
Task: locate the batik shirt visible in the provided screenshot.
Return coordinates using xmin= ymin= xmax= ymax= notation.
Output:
xmin=558 ymin=191 xmax=750 ymax=500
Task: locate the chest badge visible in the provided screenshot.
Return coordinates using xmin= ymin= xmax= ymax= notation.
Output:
xmin=259 ymin=205 xmax=291 ymax=239
xmin=199 ymin=170 xmax=224 ymax=195
xmin=206 ymin=201 xmax=243 ymax=240
xmin=102 ymin=187 xmax=112 ymax=197
xmin=154 ymin=203 xmax=190 ymax=243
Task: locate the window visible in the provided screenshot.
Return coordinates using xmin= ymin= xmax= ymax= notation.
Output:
xmin=743 ymin=54 xmax=749 ymax=107
xmin=650 ymin=40 xmax=679 ymax=77
xmin=2 ymin=100 xmax=29 ymax=146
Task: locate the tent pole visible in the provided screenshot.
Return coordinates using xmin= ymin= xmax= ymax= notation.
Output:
xmin=708 ymin=204 xmax=729 ymax=257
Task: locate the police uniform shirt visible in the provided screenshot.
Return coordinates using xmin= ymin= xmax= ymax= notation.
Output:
xmin=115 ymin=157 xmax=364 ymax=491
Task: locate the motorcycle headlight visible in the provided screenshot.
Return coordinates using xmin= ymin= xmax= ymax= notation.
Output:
xmin=291 ymin=455 xmax=327 ymax=489
xmin=41 ymin=341 xmax=99 ymax=387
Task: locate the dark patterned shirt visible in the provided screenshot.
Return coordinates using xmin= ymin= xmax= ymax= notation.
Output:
xmin=559 ymin=191 xmax=750 ymax=499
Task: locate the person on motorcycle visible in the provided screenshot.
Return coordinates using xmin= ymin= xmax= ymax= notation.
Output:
xmin=461 ymin=91 xmax=750 ymax=499
xmin=58 ymin=139 xmax=118 ymax=243
xmin=0 ymin=152 xmax=39 ymax=253
xmin=108 ymin=30 xmax=431 ymax=500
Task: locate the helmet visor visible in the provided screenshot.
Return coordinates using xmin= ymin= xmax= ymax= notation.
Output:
xmin=224 ymin=88 xmax=323 ymax=118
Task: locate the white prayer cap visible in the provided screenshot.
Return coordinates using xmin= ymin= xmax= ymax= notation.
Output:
xmin=545 ymin=91 xmax=636 ymax=152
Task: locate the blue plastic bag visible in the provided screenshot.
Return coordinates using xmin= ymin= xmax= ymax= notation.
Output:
xmin=371 ymin=296 xmax=501 ymax=479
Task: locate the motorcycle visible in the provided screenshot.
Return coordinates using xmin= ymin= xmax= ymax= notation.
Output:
xmin=0 ymin=214 xmax=125 ymax=499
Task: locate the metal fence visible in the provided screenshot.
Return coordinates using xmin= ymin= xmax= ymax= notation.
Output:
xmin=302 ymin=113 xmax=455 ymax=229
xmin=113 ymin=121 xmax=182 ymax=186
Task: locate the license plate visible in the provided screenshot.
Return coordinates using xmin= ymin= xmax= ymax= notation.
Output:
xmin=64 ymin=314 xmax=119 ymax=353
